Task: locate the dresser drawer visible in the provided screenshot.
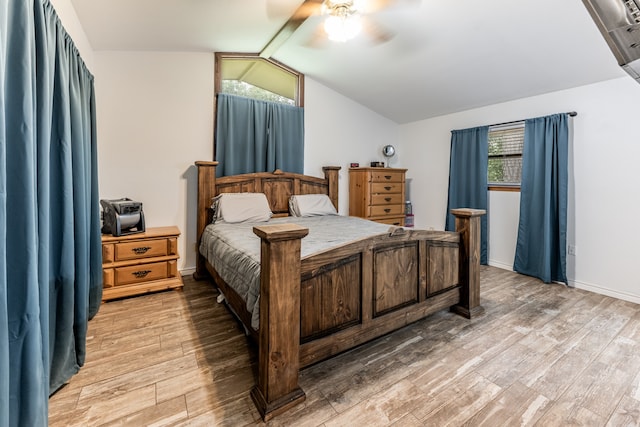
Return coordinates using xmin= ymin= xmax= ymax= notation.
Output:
xmin=375 ymin=216 xmax=405 ymax=226
xmin=370 ymin=171 xmax=405 ymax=183
xmin=370 ymin=193 xmax=404 ymax=206
xmin=114 ymin=260 xmax=175 ymax=286
xmin=114 ymin=237 xmax=174 ymax=262
xmin=371 ymin=182 xmax=403 ymax=194
xmin=369 ymin=204 xmax=404 ymax=217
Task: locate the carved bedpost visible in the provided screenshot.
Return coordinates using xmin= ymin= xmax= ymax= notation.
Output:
xmin=250 ymin=223 xmax=309 ymax=421
xmin=450 ymin=208 xmax=486 ymax=319
xmin=194 ymin=161 xmax=218 ymax=280
xmin=322 ymin=166 xmax=341 ymax=211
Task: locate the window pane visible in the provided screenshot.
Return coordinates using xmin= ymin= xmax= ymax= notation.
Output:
xmin=221 ymin=80 xmax=294 ymax=105
xmin=488 ymin=123 xmax=525 ymax=185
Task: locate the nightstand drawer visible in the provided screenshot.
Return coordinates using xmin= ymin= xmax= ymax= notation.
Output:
xmin=114 ymin=261 xmax=172 ymax=286
xmin=369 ymin=204 xmax=404 ymax=217
xmin=370 ymin=171 xmax=405 ymax=183
xmin=371 ymin=183 xmax=402 ymax=194
xmin=370 ymin=193 xmax=403 ymax=205
xmin=114 ymin=237 xmax=173 ymax=261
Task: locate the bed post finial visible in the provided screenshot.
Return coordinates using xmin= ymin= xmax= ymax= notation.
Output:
xmin=322 ymin=166 xmax=341 ymax=211
xmin=194 ymin=161 xmax=218 ymax=280
xmin=450 ymin=208 xmax=486 ymax=319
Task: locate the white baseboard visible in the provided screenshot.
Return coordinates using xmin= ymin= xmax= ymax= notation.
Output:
xmin=487 ymin=261 xmax=640 ymax=304
xmin=571 ymin=279 xmax=640 ymax=305
xmin=488 ymin=260 xmax=513 ymax=271
xmin=179 ymin=267 xmax=196 ymax=277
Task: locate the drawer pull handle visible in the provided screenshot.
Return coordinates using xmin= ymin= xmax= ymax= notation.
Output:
xmin=384 ymin=175 xmax=392 ymax=180
xmin=384 ymin=186 xmax=391 ymax=191
xmin=132 ymin=270 xmax=152 ymax=278
xmin=384 ymin=208 xmax=391 ymax=213
xmin=132 ymin=246 xmax=151 ymax=255
xmin=385 ymin=197 xmax=391 ymax=202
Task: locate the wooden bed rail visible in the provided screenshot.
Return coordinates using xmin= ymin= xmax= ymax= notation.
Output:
xmin=250 ymin=208 xmax=485 ymax=420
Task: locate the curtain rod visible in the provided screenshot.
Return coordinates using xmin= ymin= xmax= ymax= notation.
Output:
xmin=490 ymin=111 xmax=577 ymax=128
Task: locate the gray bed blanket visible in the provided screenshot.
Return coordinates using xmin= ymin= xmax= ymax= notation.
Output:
xmin=199 ymin=215 xmax=394 ymax=330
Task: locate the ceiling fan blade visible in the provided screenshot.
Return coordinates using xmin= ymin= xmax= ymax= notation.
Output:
xmin=261 ymin=0 xmax=324 ymax=58
xmin=266 ymin=0 xmax=323 ymax=20
xmin=361 ymin=0 xmax=421 ymax=14
xmin=302 ymin=20 xmax=331 ymax=49
xmin=362 ymin=18 xmax=395 ymax=44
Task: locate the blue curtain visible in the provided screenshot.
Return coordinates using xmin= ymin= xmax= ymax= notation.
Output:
xmin=445 ymin=126 xmax=489 ymax=265
xmin=514 ymin=113 xmax=568 ymax=284
xmin=1 ymin=0 xmax=102 ymax=425
xmin=215 ymin=94 xmax=304 ymax=177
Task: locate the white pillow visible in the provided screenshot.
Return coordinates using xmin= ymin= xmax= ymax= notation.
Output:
xmin=289 ymin=194 xmax=337 ymax=217
xmin=211 ymin=193 xmax=272 ymax=223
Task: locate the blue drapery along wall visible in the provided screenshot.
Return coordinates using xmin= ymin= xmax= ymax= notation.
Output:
xmin=215 ymin=93 xmax=304 ymax=177
xmin=514 ymin=113 xmax=569 ymax=284
xmin=0 ymin=0 xmax=102 ymax=425
xmin=445 ymin=126 xmax=489 ymax=265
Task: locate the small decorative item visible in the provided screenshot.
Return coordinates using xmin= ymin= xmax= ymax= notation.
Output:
xmin=382 ymin=144 xmax=396 ymax=167
xmin=370 ymin=161 xmax=384 ymax=167
xmin=350 ymin=162 xmax=360 ymax=168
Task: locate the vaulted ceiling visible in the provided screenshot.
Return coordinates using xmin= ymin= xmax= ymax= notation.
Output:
xmin=70 ymin=0 xmax=625 ymax=124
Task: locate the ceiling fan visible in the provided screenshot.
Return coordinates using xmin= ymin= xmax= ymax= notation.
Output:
xmin=261 ymin=0 xmax=418 ymax=58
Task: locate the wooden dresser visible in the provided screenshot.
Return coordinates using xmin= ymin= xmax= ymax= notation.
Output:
xmin=349 ymin=167 xmax=407 ymax=226
xmin=101 ymin=226 xmax=184 ymax=301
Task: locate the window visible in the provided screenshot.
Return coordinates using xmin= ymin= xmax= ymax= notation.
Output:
xmin=215 ymin=53 xmax=304 ymax=106
xmin=488 ymin=122 xmax=525 ymax=191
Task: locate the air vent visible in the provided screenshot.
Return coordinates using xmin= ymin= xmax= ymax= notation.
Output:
xmin=624 ymin=0 xmax=640 ymax=23
xmin=582 ymin=0 xmax=640 ymax=81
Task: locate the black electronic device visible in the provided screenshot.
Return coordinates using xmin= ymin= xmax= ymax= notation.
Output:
xmin=100 ymin=198 xmax=145 ymax=236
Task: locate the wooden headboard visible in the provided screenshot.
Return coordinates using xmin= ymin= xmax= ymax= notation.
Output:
xmin=194 ymin=161 xmax=341 ymax=277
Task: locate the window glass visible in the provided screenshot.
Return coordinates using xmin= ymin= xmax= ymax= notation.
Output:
xmin=488 ymin=123 xmax=525 ymax=187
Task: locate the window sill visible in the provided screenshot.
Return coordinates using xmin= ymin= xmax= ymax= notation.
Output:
xmin=488 ymin=185 xmax=520 ymax=192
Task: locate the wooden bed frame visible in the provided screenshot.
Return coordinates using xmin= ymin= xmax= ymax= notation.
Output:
xmin=194 ymin=161 xmax=485 ymax=421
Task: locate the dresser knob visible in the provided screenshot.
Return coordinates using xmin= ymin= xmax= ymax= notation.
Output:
xmin=385 ymin=197 xmax=391 ymax=202
xmin=132 ymin=246 xmax=151 ymax=255
xmin=384 ymin=186 xmax=391 ymax=191
xmin=384 ymin=208 xmax=391 ymax=213
xmin=384 ymin=175 xmax=392 ymax=180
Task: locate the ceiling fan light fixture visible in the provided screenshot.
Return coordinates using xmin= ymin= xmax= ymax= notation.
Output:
xmin=322 ymin=0 xmax=364 ymax=42
xmin=324 ymin=13 xmax=362 ymax=42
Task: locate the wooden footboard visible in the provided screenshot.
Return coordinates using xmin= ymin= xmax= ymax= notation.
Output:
xmin=250 ymin=209 xmax=484 ymax=421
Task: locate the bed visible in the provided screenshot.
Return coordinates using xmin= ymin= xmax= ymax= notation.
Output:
xmin=194 ymin=161 xmax=485 ymax=421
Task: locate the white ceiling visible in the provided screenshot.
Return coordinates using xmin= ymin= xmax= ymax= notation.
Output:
xmin=70 ymin=0 xmax=626 ymax=124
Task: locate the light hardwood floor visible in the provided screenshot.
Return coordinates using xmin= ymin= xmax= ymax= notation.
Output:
xmin=49 ymin=266 xmax=640 ymax=426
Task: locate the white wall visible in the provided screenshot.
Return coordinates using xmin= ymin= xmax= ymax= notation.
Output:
xmin=304 ymin=79 xmax=398 ymax=215
xmin=399 ymin=76 xmax=640 ymax=303
xmin=94 ymin=52 xmax=398 ymax=272
xmin=94 ymin=52 xmax=215 ymax=272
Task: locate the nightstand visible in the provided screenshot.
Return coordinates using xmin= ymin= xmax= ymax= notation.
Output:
xmin=101 ymin=226 xmax=184 ymax=301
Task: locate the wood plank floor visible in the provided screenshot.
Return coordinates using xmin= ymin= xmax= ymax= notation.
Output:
xmin=49 ymin=266 xmax=640 ymax=426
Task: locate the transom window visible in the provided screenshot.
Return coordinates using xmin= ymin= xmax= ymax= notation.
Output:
xmin=488 ymin=122 xmax=525 ymax=190
xmin=215 ymin=53 xmax=304 ymax=106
